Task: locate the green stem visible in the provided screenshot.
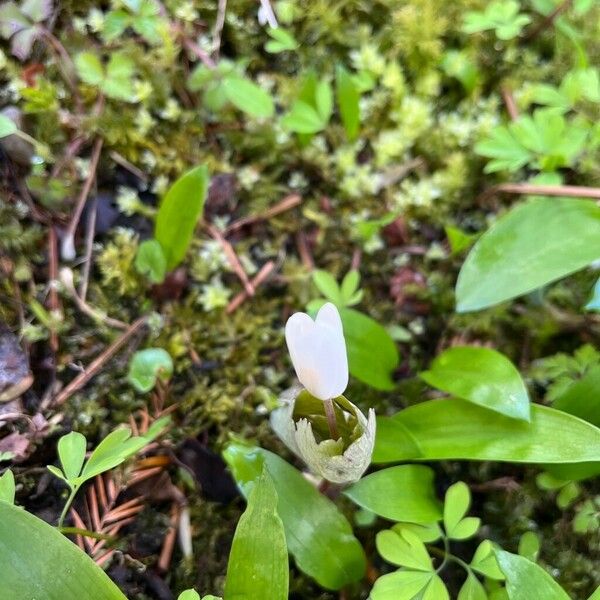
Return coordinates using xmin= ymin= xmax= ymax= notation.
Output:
xmin=323 ymin=398 xmax=340 ymax=440
xmin=58 ymin=486 xmax=78 ymax=529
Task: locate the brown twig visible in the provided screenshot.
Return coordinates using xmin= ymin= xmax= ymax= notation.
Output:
xmin=51 ymin=316 xmax=147 ymax=407
xmin=180 ymin=33 xmax=216 ymax=69
xmin=296 ymin=231 xmax=314 ymax=270
xmin=47 ymin=227 xmax=60 ymax=353
xmin=525 ymin=0 xmax=573 ymax=41
xmin=109 ymin=151 xmax=148 ymax=185
xmin=79 ymin=196 xmax=97 ymax=301
xmin=478 ymin=182 xmax=600 ymax=204
xmin=157 ymin=503 xmax=182 ymax=573
xmin=62 ymin=138 xmax=103 ymax=260
xmin=226 ymin=260 xmax=276 ymax=313
xmin=501 ymin=87 xmax=519 ymax=121
xmin=205 ymin=223 xmax=254 ymax=296
xmin=374 ymin=157 xmax=424 ymax=192
xmin=224 ymin=193 xmax=302 ymax=234
xmin=60 ymin=267 xmax=128 ymax=330
xmin=212 ymin=0 xmax=228 ymax=58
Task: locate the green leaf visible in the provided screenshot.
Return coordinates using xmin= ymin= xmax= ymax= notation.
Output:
xmin=458 ymin=573 xmax=487 ymax=600
xmin=335 ymin=66 xmax=360 ymax=140
xmin=135 ymin=239 xmax=167 ymax=284
xmin=450 ymin=517 xmax=481 ymax=540
xmin=474 ymin=125 xmax=532 ymax=172
xmin=155 ymin=164 xmax=209 ymax=270
xmin=223 ymin=443 xmax=365 ymax=590
xmin=471 ymin=541 xmax=505 ymax=580
xmin=312 ymin=269 xmax=342 ymax=303
xmin=127 ymin=348 xmax=173 ymax=393
xmin=222 ymin=76 xmax=274 ymax=119
xmin=340 ymin=270 xmax=360 ymax=304
xmin=0 ymin=114 xmax=18 ymax=138
xmin=495 ymin=550 xmax=570 ymax=600
xmin=421 ymin=346 xmax=530 ymax=421
xmin=224 ymin=468 xmax=288 ymax=600
xmin=370 ymin=570 xmax=432 ymax=600
xmin=392 ymin=522 xmax=442 ymax=543
xmin=281 ymin=101 xmax=325 ymax=134
xmin=345 ymin=465 xmax=442 ymax=524
xmin=444 ymin=482 xmax=470 ymax=533
xmin=518 ymin=531 xmax=540 ymax=562
xmin=75 ymin=52 xmax=104 ymax=86
xmin=0 ymin=500 xmax=126 ymax=599
xmin=373 ymin=399 xmax=600 ymax=464
xmin=265 ymin=27 xmax=298 ymax=53
xmin=423 ymin=575 xmax=449 ymax=600
xmin=57 ymin=431 xmax=87 ymax=481
xmin=314 ymin=79 xmax=333 ymax=124
xmin=589 ymin=586 xmax=600 ymax=600
xmin=103 ymin=10 xmax=131 ymax=41
xmin=178 ymin=591 xmax=201 ymax=600
xmin=340 ymin=307 xmax=399 ymax=391
xmin=456 ymin=198 xmax=600 ymax=312
xmin=0 ymin=470 xmax=15 ymax=504
xmin=445 ymin=225 xmax=477 ymax=255
xmin=376 ymin=529 xmax=433 ymax=571
xmin=553 ymin=364 xmax=600 ymax=427
xmin=103 ymin=52 xmax=136 ymax=101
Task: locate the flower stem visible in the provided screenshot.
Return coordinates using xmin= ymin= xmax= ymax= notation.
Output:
xmin=324 ymin=398 xmax=340 ymax=440
xmin=58 ymin=486 xmax=78 ymax=529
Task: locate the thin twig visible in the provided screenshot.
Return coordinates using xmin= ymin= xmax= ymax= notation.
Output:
xmin=62 ymin=138 xmax=103 ymax=260
xmin=205 ymin=223 xmax=254 ymax=296
xmin=47 ymin=227 xmax=60 ymax=353
xmin=212 ymin=0 xmax=228 ymax=59
xmin=478 ymin=183 xmax=600 ymax=204
xmin=501 ymin=87 xmax=519 ymax=121
xmin=296 ymin=231 xmax=314 ymax=270
xmin=180 ymin=33 xmax=216 ymax=69
xmin=373 ymin=157 xmax=424 ymax=192
xmin=525 ymin=0 xmax=573 ymax=41
xmin=158 ymin=503 xmax=182 ymax=573
xmin=109 ymin=151 xmax=148 ymax=185
xmin=79 ymin=196 xmax=97 ymax=301
xmin=51 ymin=317 xmax=147 ymax=407
xmin=224 ymin=193 xmax=302 ymax=234
xmin=226 ymin=260 xmax=276 ymax=313
xmin=60 ymin=268 xmax=128 ymax=330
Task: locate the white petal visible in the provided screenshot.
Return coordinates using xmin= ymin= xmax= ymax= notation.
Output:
xmin=315 ymin=303 xmax=348 ymax=398
xmin=315 ymin=302 xmax=343 ymax=334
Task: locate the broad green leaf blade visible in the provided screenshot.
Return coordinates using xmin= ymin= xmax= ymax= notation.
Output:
xmin=471 ymin=541 xmax=505 ymax=581
xmin=423 ymin=575 xmax=449 ymax=600
xmin=373 ymin=399 xmax=600 ymax=464
xmin=79 ymin=428 xmax=133 ymax=481
xmin=223 ymin=443 xmax=366 ymax=590
xmin=0 ymin=500 xmax=126 ymax=599
xmin=0 ymin=470 xmax=15 ymax=503
xmin=335 ymin=66 xmax=360 ymax=140
xmin=589 ymin=586 xmax=600 ymax=600
xmin=281 ymin=101 xmax=324 ymax=134
xmin=495 ymin=550 xmax=570 ymax=600
xmin=57 ymin=431 xmax=87 ymax=480
xmin=370 ymin=570 xmax=432 ymax=600
xmin=344 ymin=465 xmax=441 ymax=523
xmin=312 ymin=269 xmax=342 ymax=303
xmin=340 ymin=308 xmax=398 ymax=390
xmin=456 ymin=198 xmax=600 ymax=312
xmin=224 ymin=469 xmax=288 ymax=600
xmin=222 ymin=76 xmax=274 ymax=119
xmin=420 ymin=346 xmax=530 ymax=421
xmin=178 ymin=591 xmax=200 ymax=600
xmin=155 ymin=165 xmax=209 ymax=270
xmin=0 ymin=114 xmax=18 ymax=138
xmin=553 ymin=364 xmax=600 ymax=427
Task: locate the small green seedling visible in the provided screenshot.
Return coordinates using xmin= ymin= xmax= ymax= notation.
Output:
xmin=48 ymin=417 xmax=169 ymax=527
xmin=127 ymin=348 xmax=173 ymax=392
xmin=462 ymin=0 xmax=532 ymax=40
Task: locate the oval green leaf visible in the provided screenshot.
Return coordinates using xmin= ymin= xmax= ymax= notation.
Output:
xmin=223 ymin=443 xmax=366 ymax=590
xmin=373 ymin=399 xmax=600 ymax=464
xmin=0 ymin=500 xmax=126 ymax=599
xmin=222 ymin=76 xmax=274 ymax=119
xmin=344 ymin=465 xmax=441 ymax=523
xmin=155 ymin=164 xmax=209 ymax=271
xmin=420 ymin=346 xmax=530 ymax=421
xmin=456 ymin=198 xmax=600 ymax=312
xmin=340 ymin=307 xmax=399 ymax=391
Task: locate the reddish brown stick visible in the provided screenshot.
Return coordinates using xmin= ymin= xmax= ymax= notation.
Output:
xmin=225 ymin=193 xmax=302 ymax=234
xmin=478 ymin=183 xmax=600 ymax=204
xmin=226 ymin=260 xmax=276 ymax=314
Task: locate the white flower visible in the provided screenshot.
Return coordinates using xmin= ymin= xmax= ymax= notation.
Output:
xmin=285 ymin=303 xmax=348 ymax=401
